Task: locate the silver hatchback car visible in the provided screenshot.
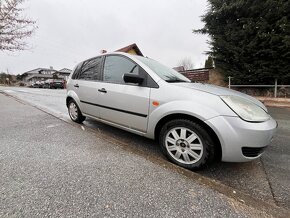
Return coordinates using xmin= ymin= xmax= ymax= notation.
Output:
xmin=66 ymin=52 xmax=277 ymax=170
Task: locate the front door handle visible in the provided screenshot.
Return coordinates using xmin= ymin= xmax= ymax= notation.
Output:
xmin=98 ymin=88 xmax=107 ymax=93
xmin=74 ymin=84 xmax=79 ymax=88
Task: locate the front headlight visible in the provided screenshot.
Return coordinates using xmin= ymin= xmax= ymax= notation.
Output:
xmin=221 ymin=96 xmax=270 ymax=122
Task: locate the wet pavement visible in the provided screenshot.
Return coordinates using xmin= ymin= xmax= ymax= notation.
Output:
xmin=1 ymin=86 xmax=289 ymax=214
xmin=3 ymin=93 xmax=274 ymax=217
xmin=261 ymin=107 xmax=290 ymax=209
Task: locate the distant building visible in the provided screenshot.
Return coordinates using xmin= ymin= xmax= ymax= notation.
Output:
xmin=173 ymin=66 xmax=212 ymax=82
xmin=174 ymin=66 xmax=225 ymax=86
xmin=22 ymin=67 xmax=56 ymax=84
xmin=22 ymin=67 xmax=71 ymax=85
xmin=180 ymin=68 xmax=212 ymax=82
xmin=53 ymin=68 xmax=72 ymax=81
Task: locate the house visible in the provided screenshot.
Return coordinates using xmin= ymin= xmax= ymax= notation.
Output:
xmin=179 ymin=68 xmax=212 ymax=82
xmin=22 ymin=67 xmax=72 ymax=85
xmin=174 ymin=67 xmax=212 ymax=82
xmin=22 ymin=67 xmax=56 ymax=85
xmin=53 ymin=68 xmax=72 ymax=81
xmin=115 ymin=43 xmax=144 ymax=56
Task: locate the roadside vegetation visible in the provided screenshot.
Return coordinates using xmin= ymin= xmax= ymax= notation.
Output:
xmin=0 ymin=0 xmax=37 ymax=51
xmin=194 ymin=0 xmax=290 ymax=85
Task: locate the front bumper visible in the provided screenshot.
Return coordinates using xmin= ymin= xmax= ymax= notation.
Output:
xmin=205 ymin=116 xmax=277 ymax=162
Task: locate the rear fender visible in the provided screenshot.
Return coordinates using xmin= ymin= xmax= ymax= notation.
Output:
xmin=66 ymin=90 xmax=81 ymax=109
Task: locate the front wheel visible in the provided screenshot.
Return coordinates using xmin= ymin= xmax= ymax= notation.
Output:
xmin=68 ymin=99 xmax=86 ymax=123
xmin=159 ymin=119 xmax=215 ymax=170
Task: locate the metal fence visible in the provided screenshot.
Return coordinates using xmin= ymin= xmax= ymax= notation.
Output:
xmin=228 ymin=78 xmax=290 ymax=98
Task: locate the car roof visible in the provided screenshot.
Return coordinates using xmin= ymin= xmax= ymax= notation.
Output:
xmin=80 ymin=52 xmax=133 ymax=62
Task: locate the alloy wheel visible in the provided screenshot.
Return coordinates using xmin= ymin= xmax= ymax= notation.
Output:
xmin=69 ymin=102 xmax=78 ymax=120
xmin=165 ymin=127 xmax=203 ymax=164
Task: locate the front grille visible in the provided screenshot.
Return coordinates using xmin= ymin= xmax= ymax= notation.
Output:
xmin=242 ymin=146 xmax=267 ymax=158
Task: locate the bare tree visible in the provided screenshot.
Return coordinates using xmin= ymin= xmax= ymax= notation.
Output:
xmin=177 ymin=57 xmax=194 ymax=70
xmin=0 ymin=0 xmax=36 ymax=51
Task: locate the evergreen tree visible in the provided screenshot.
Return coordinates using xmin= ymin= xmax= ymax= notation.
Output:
xmin=194 ymin=0 xmax=290 ymax=84
xmin=205 ymin=56 xmax=214 ymax=68
xmin=53 ymin=74 xmax=59 ymax=79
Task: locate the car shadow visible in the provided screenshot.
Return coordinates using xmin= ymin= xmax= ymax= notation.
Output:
xmin=83 ymin=118 xmax=275 ymax=204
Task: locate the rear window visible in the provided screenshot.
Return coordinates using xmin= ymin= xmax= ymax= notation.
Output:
xmin=78 ymin=56 xmax=103 ymax=80
xmin=71 ymin=63 xmax=83 ymax=79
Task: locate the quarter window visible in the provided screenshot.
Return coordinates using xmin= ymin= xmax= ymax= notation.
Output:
xmin=103 ymin=56 xmax=138 ymax=84
xmin=79 ymin=57 xmax=102 ymax=80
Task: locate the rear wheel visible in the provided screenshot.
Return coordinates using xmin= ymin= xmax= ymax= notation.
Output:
xmin=159 ymin=119 xmax=215 ymax=170
xmin=68 ymin=99 xmax=86 ymax=123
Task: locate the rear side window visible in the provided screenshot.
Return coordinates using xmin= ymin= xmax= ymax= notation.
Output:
xmin=103 ymin=55 xmax=138 ymax=84
xmin=78 ymin=56 xmax=102 ymax=80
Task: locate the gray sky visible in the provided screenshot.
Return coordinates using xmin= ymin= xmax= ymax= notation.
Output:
xmin=0 ymin=0 xmax=210 ymax=74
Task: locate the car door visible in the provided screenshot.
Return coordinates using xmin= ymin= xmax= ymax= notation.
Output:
xmin=71 ymin=56 xmax=103 ymax=118
xmin=97 ymin=55 xmax=151 ymax=132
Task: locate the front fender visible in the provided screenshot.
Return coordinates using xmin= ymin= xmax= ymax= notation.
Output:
xmin=146 ymin=100 xmax=236 ymax=139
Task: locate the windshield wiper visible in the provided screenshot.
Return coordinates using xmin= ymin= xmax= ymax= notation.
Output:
xmin=165 ymin=79 xmax=189 ymax=83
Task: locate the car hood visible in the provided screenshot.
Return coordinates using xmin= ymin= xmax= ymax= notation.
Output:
xmin=173 ymin=82 xmax=267 ymax=111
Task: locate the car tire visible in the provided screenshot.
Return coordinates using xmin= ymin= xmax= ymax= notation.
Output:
xmin=159 ymin=119 xmax=215 ymax=170
xmin=68 ymin=99 xmax=86 ymax=123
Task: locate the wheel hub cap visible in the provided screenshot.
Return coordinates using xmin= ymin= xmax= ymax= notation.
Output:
xmin=165 ymin=127 xmax=203 ymax=164
xmin=69 ymin=102 xmax=78 ymax=120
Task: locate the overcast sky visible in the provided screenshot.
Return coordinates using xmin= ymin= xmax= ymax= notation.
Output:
xmin=0 ymin=0 xmax=210 ymax=74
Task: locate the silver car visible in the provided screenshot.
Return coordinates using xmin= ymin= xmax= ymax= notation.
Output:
xmin=66 ymin=52 xmax=277 ymax=170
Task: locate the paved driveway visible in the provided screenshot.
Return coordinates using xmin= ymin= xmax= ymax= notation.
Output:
xmin=1 ymin=86 xmax=289 ymax=212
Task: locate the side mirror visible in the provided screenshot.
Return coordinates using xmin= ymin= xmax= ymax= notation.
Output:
xmin=123 ymin=73 xmax=144 ymax=85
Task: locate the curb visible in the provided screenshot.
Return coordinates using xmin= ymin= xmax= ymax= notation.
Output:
xmin=256 ymin=97 xmax=290 ymax=108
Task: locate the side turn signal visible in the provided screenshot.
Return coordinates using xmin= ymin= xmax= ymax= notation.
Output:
xmin=152 ymin=101 xmax=160 ymax=106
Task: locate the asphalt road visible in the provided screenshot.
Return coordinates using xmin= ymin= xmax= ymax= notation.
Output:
xmin=0 ymin=86 xmax=289 ymax=217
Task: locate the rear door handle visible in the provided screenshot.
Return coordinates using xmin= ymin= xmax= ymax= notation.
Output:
xmin=74 ymin=84 xmax=79 ymax=88
xmin=98 ymin=88 xmax=107 ymax=93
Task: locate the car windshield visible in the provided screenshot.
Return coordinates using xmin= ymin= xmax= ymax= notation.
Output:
xmin=135 ymin=56 xmax=190 ymax=83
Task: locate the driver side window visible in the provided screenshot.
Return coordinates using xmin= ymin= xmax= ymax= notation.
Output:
xmin=103 ymin=55 xmax=138 ymax=84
